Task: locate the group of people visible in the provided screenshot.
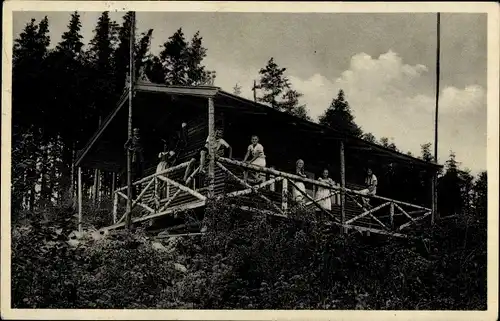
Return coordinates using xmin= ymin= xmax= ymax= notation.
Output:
xmin=125 ymin=125 xmax=378 ymax=209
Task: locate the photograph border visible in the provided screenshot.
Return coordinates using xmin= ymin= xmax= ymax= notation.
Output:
xmin=2 ymin=1 xmax=499 ymax=320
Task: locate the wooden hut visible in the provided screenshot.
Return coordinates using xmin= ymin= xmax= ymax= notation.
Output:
xmin=74 ymin=79 xmax=442 ymax=237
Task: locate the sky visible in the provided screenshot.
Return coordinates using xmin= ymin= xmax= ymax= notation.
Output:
xmin=13 ymin=11 xmax=488 ymax=174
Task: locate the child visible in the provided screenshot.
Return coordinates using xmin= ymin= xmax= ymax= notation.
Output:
xmin=243 ymin=135 xmax=266 ymax=184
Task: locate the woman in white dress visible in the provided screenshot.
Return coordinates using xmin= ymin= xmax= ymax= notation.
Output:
xmin=316 ymin=169 xmax=335 ymax=210
xmin=293 ymin=159 xmax=307 ymax=203
xmin=243 ymin=135 xmax=266 ymax=183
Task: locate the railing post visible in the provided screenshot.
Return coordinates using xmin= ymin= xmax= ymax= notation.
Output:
xmin=113 ymin=190 xmax=118 ymax=224
xmin=153 ymin=176 xmax=158 ymax=212
xmin=390 ymin=202 xmax=394 ymax=229
xmin=282 ymin=178 xmax=288 ymax=212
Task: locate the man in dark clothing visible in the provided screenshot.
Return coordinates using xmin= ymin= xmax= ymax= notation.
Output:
xmin=124 ymin=128 xmax=144 ymax=197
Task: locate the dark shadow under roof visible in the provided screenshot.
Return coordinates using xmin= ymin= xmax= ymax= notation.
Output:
xmin=75 ymin=81 xmax=442 ymax=171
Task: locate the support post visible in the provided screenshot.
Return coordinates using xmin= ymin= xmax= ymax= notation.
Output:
xmin=431 ymin=174 xmax=438 ymax=224
xmin=340 ymin=141 xmax=346 ymax=234
xmin=112 ymin=191 xmax=118 ymax=224
xmin=390 ymin=202 xmax=395 ymax=229
xmin=282 ymin=179 xmax=288 ymax=212
xmin=78 ymin=167 xmax=82 ymax=233
xmin=93 ymin=168 xmax=98 ymax=203
xmin=208 ymin=97 xmax=215 ymax=198
xmin=125 ymin=11 xmax=136 ymax=230
xmin=111 ymin=172 xmax=116 ymax=195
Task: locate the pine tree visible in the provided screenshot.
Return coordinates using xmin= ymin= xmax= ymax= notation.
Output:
xmin=438 ymin=151 xmax=463 ymax=217
xmin=256 ymin=57 xmax=290 ymax=109
xmin=280 ymin=89 xmax=310 ymax=120
xmin=380 ymin=137 xmax=389 ymax=148
xmin=186 ymin=31 xmax=210 ymax=85
xmin=319 ymin=90 xmax=363 ymax=137
xmin=473 ymin=171 xmax=487 ymax=216
xmin=256 ymin=57 xmax=309 ymax=119
xmin=12 ymin=17 xmax=52 ymax=210
xmin=363 ymin=132 xmax=377 ymax=143
xmin=87 ymin=11 xmax=119 ymax=118
xmin=420 ymin=143 xmax=434 ymax=162
xmin=56 ymin=11 xmax=84 ymax=57
xmin=113 ymin=12 xmax=134 ymax=90
xmin=160 ymin=28 xmax=189 ymax=85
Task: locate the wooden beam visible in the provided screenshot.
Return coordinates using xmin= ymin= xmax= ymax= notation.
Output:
xmin=390 ymin=202 xmax=394 ymax=229
xmin=288 ymin=179 xmax=340 ymax=223
xmin=431 ymin=174 xmax=437 ymax=225
xmin=101 ymin=200 xmax=207 ymax=231
xmin=112 ymin=191 xmax=118 ymax=224
xmin=282 ymin=178 xmax=288 ymax=211
xmin=78 ymin=167 xmax=82 ymax=233
xmin=157 ymin=175 xmax=207 ymax=201
xmin=340 ymin=141 xmax=346 ymax=233
xmin=224 ymin=177 xmax=283 ymax=198
xmin=216 ymin=162 xmax=284 ymax=215
xmin=135 ymin=83 xmax=219 ymax=98
xmin=394 ymin=202 xmax=415 ymax=222
xmin=131 ymin=177 xmax=155 ymax=208
xmin=115 ymin=161 xmax=190 ymax=192
xmin=157 ymin=166 xmax=200 ymax=213
xmin=399 ymin=211 xmax=432 ymax=230
xmin=111 ymin=172 xmax=116 ymax=195
xmin=345 ymin=202 xmax=389 ymax=225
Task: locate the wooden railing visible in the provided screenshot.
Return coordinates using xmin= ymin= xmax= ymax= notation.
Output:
xmin=107 ymin=156 xmax=432 ymax=237
xmin=110 ymin=161 xmax=206 ymax=229
xmin=215 ymin=157 xmax=432 ymax=237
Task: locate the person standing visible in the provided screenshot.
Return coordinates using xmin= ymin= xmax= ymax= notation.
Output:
xmin=358 ymin=168 xmax=378 ymax=207
xmin=316 ymin=169 xmax=335 ymax=210
xmin=293 ymin=159 xmax=307 ymax=203
xmin=243 ymin=135 xmax=266 ymax=184
xmin=124 ymin=128 xmax=144 ymax=197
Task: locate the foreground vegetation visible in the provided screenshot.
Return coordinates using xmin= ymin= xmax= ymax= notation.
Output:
xmin=12 ymin=200 xmax=486 ymax=310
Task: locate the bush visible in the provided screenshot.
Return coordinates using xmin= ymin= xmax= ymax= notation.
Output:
xmin=11 ymin=200 xmax=487 ymax=310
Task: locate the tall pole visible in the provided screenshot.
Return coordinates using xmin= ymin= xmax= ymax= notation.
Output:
xmin=208 ymin=97 xmax=215 ymax=198
xmin=431 ymin=12 xmax=441 ymax=225
xmin=434 ymin=12 xmax=440 ymax=164
xmin=340 ymin=141 xmax=346 ymax=234
xmin=125 ymin=11 xmax=136 ymax=229
xmin=252 ymin=80 xmax=257 ymax=102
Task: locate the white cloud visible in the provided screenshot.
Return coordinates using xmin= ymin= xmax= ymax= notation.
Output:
xmin=209 ymin=51 xmax=486 ymax=173
xmin=290 ymin=51 xmax=486 ymax=173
